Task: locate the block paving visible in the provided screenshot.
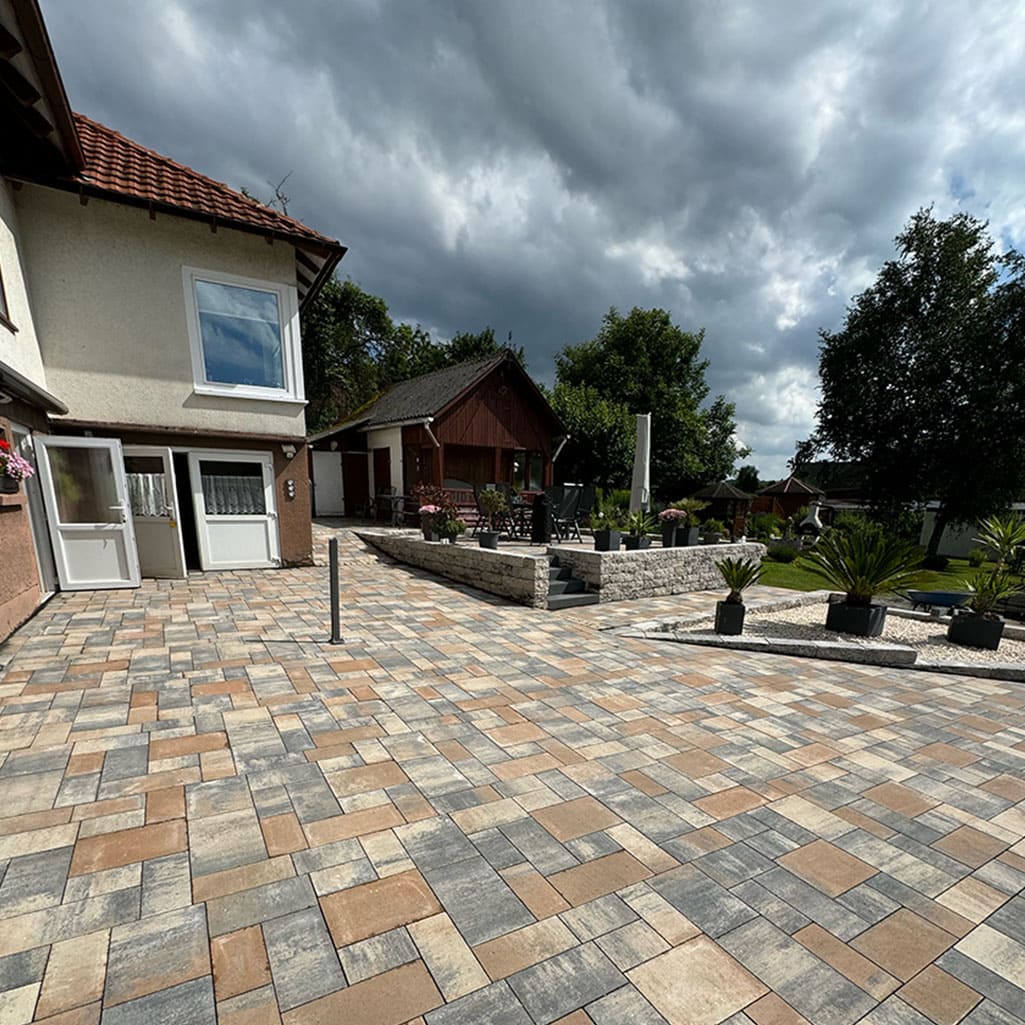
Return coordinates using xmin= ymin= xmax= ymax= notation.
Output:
xmin=0 ymin=524 xmax=1023 ymax=1024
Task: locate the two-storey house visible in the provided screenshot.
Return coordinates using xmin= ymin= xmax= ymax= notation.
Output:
xmin=0 ymin=0 xmax=344 ymax=640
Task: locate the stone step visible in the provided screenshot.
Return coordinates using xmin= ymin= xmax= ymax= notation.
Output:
xmin=547 ymin=591 xmax=600 ymax=610
xmin=548 ymin=578 xmax=586 ymax=596
xmin=549 ymin=565 xmax=572 ymax=581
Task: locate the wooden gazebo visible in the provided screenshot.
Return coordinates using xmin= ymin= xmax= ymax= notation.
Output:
xmin=692 ymin=481 xmax=754 ymax=538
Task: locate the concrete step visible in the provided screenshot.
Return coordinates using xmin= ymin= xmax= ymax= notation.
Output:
xmin=549 ymin=565 xmax=572 ymax=581
xmin=548 ymin=578 xmax=586 ymax=596
xmin=547 ymin=591 xmax=600 ymax=610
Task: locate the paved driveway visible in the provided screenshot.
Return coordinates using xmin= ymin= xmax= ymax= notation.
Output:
xmin=0 ymin=526 xmax=1023 ymax=1025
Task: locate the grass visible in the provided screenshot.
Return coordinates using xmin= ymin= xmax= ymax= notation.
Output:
xmin=759 ymin=555 xmax=986 ymax=594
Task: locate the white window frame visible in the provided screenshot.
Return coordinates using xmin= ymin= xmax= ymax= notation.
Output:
xmin=182 ymin=266 xmax=304 ymax=403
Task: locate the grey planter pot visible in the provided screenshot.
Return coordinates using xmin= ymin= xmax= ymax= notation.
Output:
xmin=624 ymin=535 xmax=652 ymax=551
xmin=714 ymin=600 xmax=746 ymax=635
xmin=594 ymin=529 xmax=621 ymax=551
xmin=825 ymin=601 xmax=886 ymax=637
xmin=677 ymin=526 xmax=700 ymax=546
xmin=947 ymin=613 xmax=1003 ymax=651
xmin=661 ymin=523 xmax=678 ymax=548
xmin=478 ymin=531 xmax=500 ymax=550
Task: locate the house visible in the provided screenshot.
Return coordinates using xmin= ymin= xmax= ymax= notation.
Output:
xmin=0 ymin=0 xmax=344 ymax=640
xmin=308 ymin=352 xmax=566 ymax=516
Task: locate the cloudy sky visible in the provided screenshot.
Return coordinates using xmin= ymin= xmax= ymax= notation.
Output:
xmin=43 ymin=1 xmax=1025 ymax=477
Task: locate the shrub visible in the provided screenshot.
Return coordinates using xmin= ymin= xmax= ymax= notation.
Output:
xmin=921 ymin=553 xmax=949 ymax=571
xmin=702 ymin=518 xmax=726 ymax=534
xmin=766 ymin=545 xmax=799 ymax=563
xmin=967 ymin=548 xmax=987 ymax=568
xmin=802 ymin=525 xmax=923 ymax=606
xmin=749 ymin=512 xmax=783 ymax=538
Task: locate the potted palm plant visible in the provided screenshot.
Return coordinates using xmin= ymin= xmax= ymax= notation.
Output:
xmin=700 ymin=518 xmax=726 ymax=544
xmin=593 ymin=497 xmax=624 ymax=551
xmin=801 ymin=524 xmax=923 ymax=636
xmin=948 ymin=571 xmax=1019 ymax=650
xmin=947 ymin=514 xmax=1025 ymax=650
xmin=477 ymin=489 xmax=507 ymax=550
xmin=714 ymin=557 xmax=761 ymax=635
xmin=672 ymin=499 xmax=708 ymax=546
xmin=624 ymin=511 xmax=655 ymax=550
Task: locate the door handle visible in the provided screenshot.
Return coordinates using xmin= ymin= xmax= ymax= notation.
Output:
xmin=108 ymin=503 xmax=126 ymax=523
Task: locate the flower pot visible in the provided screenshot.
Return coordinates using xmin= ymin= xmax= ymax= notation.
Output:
xmin=677 ymin=526 xmax=700 ymax=547
xmin=445 ymin=535 xmax=458 ymax=544
xmin=0 ymin=475 xmax=18 ymax=495
xmin=825 ymin=601 xmax=886 ymax=637
xmin=594 ymin=529 xmax=620 ymax=552
xmin=624 ymin=535 xmax=651 ymax=551
xmin=700 ymin=532 xmax=722 ymax=545
xmin=947 ymin=612 xmax=1003 ymax=651
xmin=421 ymin=525 xmax=439 ymax=541
xmin=478 ymin=531 xmax=500 ymax=550
xmin=714 ymin=600 xmax=746 ymax=635
xmin=661 ymin=523 xmax=678 ymax=548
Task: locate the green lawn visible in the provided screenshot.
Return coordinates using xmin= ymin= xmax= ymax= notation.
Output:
xmin=759 ymin=555 xmax=985 ymax=594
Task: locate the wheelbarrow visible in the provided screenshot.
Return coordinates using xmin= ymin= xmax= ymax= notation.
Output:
xmin=901 ymin=590 xmax=972 ymax=615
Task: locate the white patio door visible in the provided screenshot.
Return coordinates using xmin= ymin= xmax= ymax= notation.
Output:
xmin=34 ymin=435 xmax=141 ymax=590
xmin=188 ymin=451 xmax=279 ymax=570
xmin=123 ymin=446 xmax=186 ymax=579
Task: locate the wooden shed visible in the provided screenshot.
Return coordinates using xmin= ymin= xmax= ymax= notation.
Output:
xmin=308 ymin=352 xmax=566 ymax=517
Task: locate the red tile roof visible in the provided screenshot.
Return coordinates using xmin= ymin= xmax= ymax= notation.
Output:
xmin=67 ymin=113 xmax=340 ymax=251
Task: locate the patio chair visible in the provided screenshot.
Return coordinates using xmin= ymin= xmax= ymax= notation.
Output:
xmin=551 ymin=485 xmax=583 ymax=542
xmin=497 ymin=482 xmax=527 ymax=538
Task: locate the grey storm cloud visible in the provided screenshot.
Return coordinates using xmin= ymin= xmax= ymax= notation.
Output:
xmin=43 ymin=0 xmax=1025 ymax=476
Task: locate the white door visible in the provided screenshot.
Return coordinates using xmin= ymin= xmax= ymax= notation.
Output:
xmin=188 ymin=451 xmax=280 ymax=570
xmin=10 ymin=426 xmax=58 ymax=596
xmin=123 ymin=446 xmax=186 ymax=579
xmin=312 ymin=450 xmax=344 ymax=515
xmin=34 ymin=435 xmax=141 ymax=590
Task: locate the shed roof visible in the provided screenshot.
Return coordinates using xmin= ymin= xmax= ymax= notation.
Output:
xmin=758 ymin=475 xmax=823 ymax=497
xmin=694 ymin=481 xmax=753 ymax=501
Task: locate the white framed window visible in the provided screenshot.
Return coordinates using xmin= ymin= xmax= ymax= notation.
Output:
xmin=183 ymin=266 xmax=304 ymax=402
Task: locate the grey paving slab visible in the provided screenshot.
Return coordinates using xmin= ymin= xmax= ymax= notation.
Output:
xmin=262 ymin=907 xmax=345 ymax=1010
xmin=649 ymin=863 xmax=758 ymax=937
xmin=587 ymin=983 xmax=671 ymax=1025
xmin=425 ymin=980 xmax=533 ymax=1025
xmin=100 ymin=975 xmax=216 ymax=1025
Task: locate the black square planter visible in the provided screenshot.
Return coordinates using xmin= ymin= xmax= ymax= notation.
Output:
xmin=624 ymin=535 xmax=651 ymax=551
xmin=714 ymin=600 xmax=746 ymax=635
xmin=825 ymin=601 xmax=886 ymax=637
xmin=478 ymin=531 xmax=500 ymax=550
xmin=594 ymin=529 xmax=620 ymax=551
xmin=947 ymin=613 xmax=1004 ymax=650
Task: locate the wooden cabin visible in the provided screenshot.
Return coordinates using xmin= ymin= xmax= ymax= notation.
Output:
xmin=308 ymin=352 xmax=566 ymax=517
xmin=752 ymin=475 xmax=824 ymax=520
xmin=692 ymin=481 xmax=754 ymax=538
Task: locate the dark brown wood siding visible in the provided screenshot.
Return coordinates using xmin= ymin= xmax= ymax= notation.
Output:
xmin=434 ymin=367 xmax=555 ymax=455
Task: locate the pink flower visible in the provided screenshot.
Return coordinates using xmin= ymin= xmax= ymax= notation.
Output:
xmin=1 ymin=451 xmax=35 ymax=482
xmin=419 ymin=504 xmax=440 ymax=515
xmin=658 ymin=508 xmax=686 ymax=521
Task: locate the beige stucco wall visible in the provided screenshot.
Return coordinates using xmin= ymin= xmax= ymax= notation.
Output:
xmin=367 ymin=426 xmax=404 ymax=494
xmin=0 ymin=178 xmax=47 ymax=388
xmin=15 ymin=184 xmax=307 ymax=438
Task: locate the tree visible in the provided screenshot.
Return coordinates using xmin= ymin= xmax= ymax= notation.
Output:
xmin=444 ymin=328 xmax=526 ymax=369
xmin=807 ymin=209 xmax=1025 ymax=556
xmin=554 ymin=307 xmax=744 ymax=496
xmin=735 ymin=465 xmax=760 ymax=493
xmin=548 ymin=383 xmax=635 ymax=489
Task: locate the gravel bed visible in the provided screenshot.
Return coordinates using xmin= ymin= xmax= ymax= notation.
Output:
xmin=683 ymin=601 xmax=1025 ymax=665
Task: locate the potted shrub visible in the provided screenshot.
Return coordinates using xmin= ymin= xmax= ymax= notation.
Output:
xmin=593 ymin=497 xmax=624 ymax=551
xmin=700 ymin=518 xmax=726 ymax=544
xmin=0 ymin=438 xmax=33 ymax=495
xmin=947 ymin=570 xmax=1019 ymax=650
xmin=437 ymin=511 xmax=466 ymax=543
xmin=624 ymin=511 xmax=655 ymax=550
xmin=714 ymin=557 xmax=761 ymax=635
xmin=658 ymin=507 xmax=687 ymax=547
xmin=663 ymin=498 xmax=706 ymax=546
xmin=477 ymin=489 xmax=507 ymax=550
xmin=801 ymin=524 xmax=922 ymax=637
xmin=418 ymin=504 xmax=442 ymax=541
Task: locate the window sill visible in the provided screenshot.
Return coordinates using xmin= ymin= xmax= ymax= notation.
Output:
xmin=0 ymin=312 xmax=17 ymax=334
xmin=192 ymin=385 xmax=307 ymax=406
xmin=0 ymin=492 xmax=26 ymax=509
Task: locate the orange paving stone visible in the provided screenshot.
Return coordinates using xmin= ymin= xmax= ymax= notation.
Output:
xmin=778 ymin=840 xmax=877 ymax=897
xmin=473 ymin=918 xmax=578 ymax=980
xmin=148 ymin=731 xmax=228 ymax=761
xmin=793 ymin=924 xmax=899 ymax=1001
xmin=547 ymin=850 xmax=651 ymax=906
xmin=192 ymin=856 xmax=295 ymax=902
xmin=212 ymin=926 xmax=272 ymax=1000
xmin=146 ymin=786 xmax=185 ymax=823
xmin=530 ymin=796 xmax=622 ymax=842
xmin=747 ymin=993 xmax=812 ymax=1025
xmin=320 ymin=868 xmax=443 ymax=947
xmin=664 ymin=748 xmax=732 ymax=778
xmin=326 ymin=760 xmax=409 ymax=797
xmin=303 ymin=804 xmax=404 ymax=845
xmin=896 ymin=965 xmax=982 ymax=1025
xmin=35 ymin=929 xmax=109 ymax=1019
xmin=68 ymin=819 xmax=187 ymax=876
xmin=693 ymin=785 xmax=767 ymax=819
xmin=851 ymin=910 xmax=958 ymax=981
xmin=260 ymin=812 xmax=307 ymax=856
xmin=280 ymin=960 xmax=441 ymax=1025
xmin=932 ymin=825 xmax=1009 ymax=868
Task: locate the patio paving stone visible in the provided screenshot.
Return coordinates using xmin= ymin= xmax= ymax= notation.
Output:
xmin=1 ymin=524 xmax=1025 ymax=1024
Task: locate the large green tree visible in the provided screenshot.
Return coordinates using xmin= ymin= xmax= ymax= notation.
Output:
xmin=548 ymin=383 xmax=635 ymax=489
xmin=553 ymin=307 xmax=743 ymax=495
xmin=806 ymin=209 xmax=1025 ymax=555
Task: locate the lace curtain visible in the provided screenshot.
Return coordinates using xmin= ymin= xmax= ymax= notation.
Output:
xmin=126 ymin=473 xmax=166 ymax=517
xmin=202 ymin=473 xmax=265 ymax=515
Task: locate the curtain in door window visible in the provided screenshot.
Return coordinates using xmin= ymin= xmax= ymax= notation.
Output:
xmin=126 ymin=473 xmax=167 ymax=517
xmin=199 ymin=461 xmax=266 ymax=515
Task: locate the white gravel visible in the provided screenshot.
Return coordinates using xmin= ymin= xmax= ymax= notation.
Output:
xmin=723 ymin=602 xmax=1025 ymax=665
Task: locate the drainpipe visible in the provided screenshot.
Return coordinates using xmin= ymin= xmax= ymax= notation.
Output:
xmin=423 ymin=418 xmax=440 ymax=448
xmin=552 ymin=435 xmax=570 ymax=462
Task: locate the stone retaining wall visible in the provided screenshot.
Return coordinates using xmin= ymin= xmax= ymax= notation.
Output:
xmin=356 ymin=530 xmax=550 ymax=608
xmin=547 ymin=541 xmax=767 ymax=603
